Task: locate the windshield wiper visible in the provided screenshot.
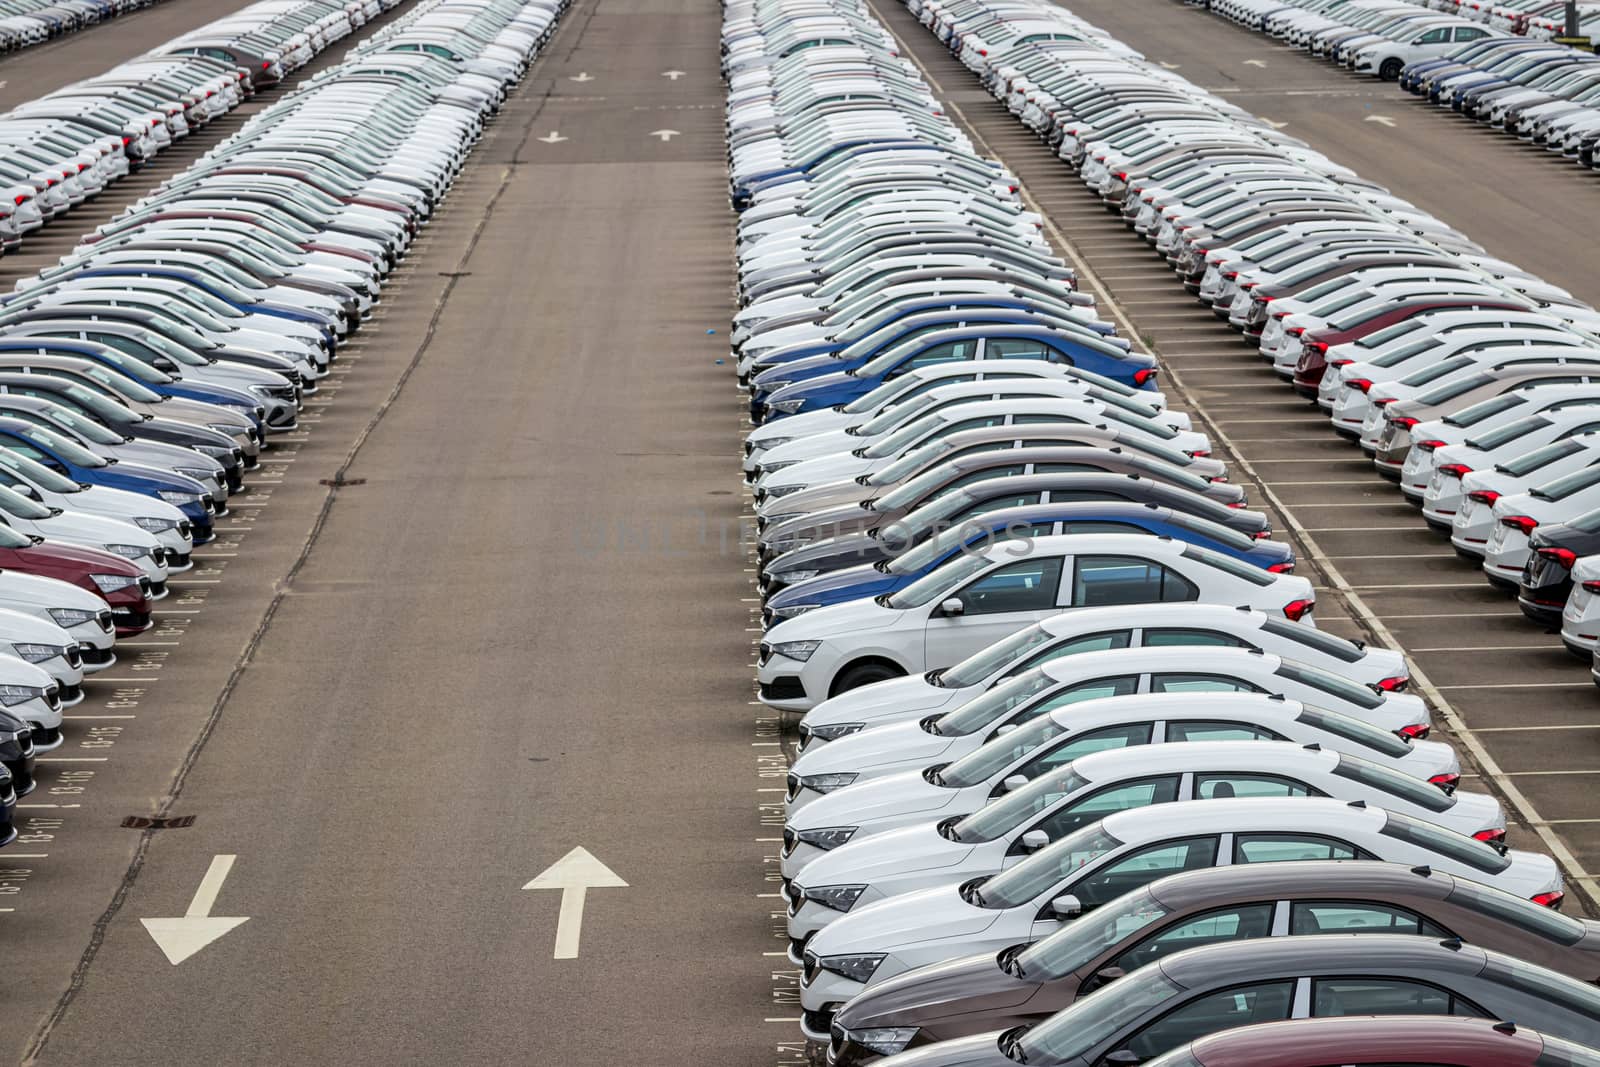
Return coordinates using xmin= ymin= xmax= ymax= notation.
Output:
xmin=998 ymin=943 xmax=1026 ymax=979
xmin=999 ymin=1028 xmax=1029 ymax=1064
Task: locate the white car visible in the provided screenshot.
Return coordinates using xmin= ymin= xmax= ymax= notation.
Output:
xmin=781 ymin=691 xmax=1460 ymax=878
xmin=794 ymin=602 xmax=1401 ymax=750
xmin=0 ymin=651 xmax=65 ymax=751
xmin=758 ymin=535 xmax=1315 ymax=712
xmin=0 ymin=483 xmax=170 ymax=586
xmin=1446 ymin=435 xmax=1600 ymax=555
xmin=1478 ymin=466 xmax=1600 ymax=585
xmin=0 ymin=448 xmax=195 ymax=561
xmin=0 ymin=571 xmax=115 ymax=674
xmin=784 ymin=647 xmax=1428 ymax=813
xmin=0 ymin=607 xmax=86 ymax=706
xmin=1420 ymin=408 xmax=1600 ymax=526
xmin=792 ymin=797 xmax=1563 ymax=1040
xmin=1351 ymin=21 xmax=1499 ymax=80
xmin=1560 ymin=552 xmax=1600 ymax=655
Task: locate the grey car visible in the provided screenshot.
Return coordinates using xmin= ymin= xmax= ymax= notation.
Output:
xmin=869 ymin=935 xmax=1600 ymax=1066
xmin=829 ymin=860 xmax=1600 ymax=1064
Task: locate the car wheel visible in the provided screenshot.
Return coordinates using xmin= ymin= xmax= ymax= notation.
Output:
xmin=831 ymin=660 xmax=905 ymax=696
xmin=1380 ymin=58 xmax=1403 ymax=81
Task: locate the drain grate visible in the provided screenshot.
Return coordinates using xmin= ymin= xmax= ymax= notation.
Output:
xmin=121 ymin=815 xmax=196 ymax=829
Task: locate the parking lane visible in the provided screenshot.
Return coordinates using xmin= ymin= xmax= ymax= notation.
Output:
xmin=868 ymin=0 xmax=1600 ymax=912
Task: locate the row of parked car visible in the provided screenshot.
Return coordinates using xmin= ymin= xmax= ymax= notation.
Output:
xmin=0 ymin=0 xmax=412 ymax=252
xmin=0 ymin=0 xmax=559 ymax=862
xmin=725 ymin=0 xmax=1600 ymax=1063
xmin=0 ymin=1 xmax=161 ymax=56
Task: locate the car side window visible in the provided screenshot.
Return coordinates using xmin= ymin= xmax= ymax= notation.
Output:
xmin=1 ymin=439 xmax=52 ymax=466
xmin=1234 ymin=834 xmax=1372 ymax=863
xmin=1071 ymin=836 xmax=1219 ymax=912
xmin=956 ymin=557 xmax=1065 ymax=615
xmin=1033 ymin=462 xmax=1103 ymax=474
xmin=1415 ymin=27 xmax=1449 ymax=44
xmin=1312 ymin=978 xmax=1483 ymax=1019
xmin=1011 ymin=725 xmax=1156 ymax=785
xmin=929 ymin=466 xmax=1028 ymax=499
xmin=988 ymin=339 xmax=1050 ymax=360
xmin=1030 ymin=676 xmax=1142 ymax=716
xmin=1195 ymin=773 xmax=1317 ymax=800
xmin=1025 ymin=777 xmax=1181 ymax=846
xmin=1150 ymin=673 xmax=1268 ymax=695
xmin=1111 ymin=904 xmax=1275 ymax=973
xmin=899 ymin=339 xmax=977 ymax=372
xmin=1290 ymin=901 xmax=1451 ymax=937
xmin=1165 ymin=720 xmax=1284 ymax=743
xmin=1454 ymin=25 xmax=1487 ymax=40
xmin=1059 ymin=521 xmax=1141 ymax=535
xmin=957 ymin=492 xmax=1043 ymax=518
xmin=1014 ymin=630 xmax=1134 ymax=671
xmin=1072 ymin=556 xmax=1199 ymax=608
xmin=1143 ymin=628 xmax=1256 ymax=649
xmin=1108 ymin=981 xmax=1295 ymax=1064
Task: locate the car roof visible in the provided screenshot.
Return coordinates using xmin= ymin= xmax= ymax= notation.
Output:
xmin=1039 ymin=603 xmax=1262 ymax=635
xmin=1157 ymin=932 xmax=1487 ymax=990
xmin=1035 ymin=644 xmax=1281 ymax=683
xmin=1146 ymin=857 xmax=1452 ymax=913
xmin=1102 ymin=795 xmax=1388 ymax=841
xmin=1181 ymin=1016 xmax=1558 ymax=1067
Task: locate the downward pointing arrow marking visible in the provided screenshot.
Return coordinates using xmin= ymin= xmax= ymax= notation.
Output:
xmin=662 ymin=69 xmax=685 ymax=80
xmin=524 ymin=847 xmax=627 ymax=959
xmin=537 ymin=131 xmax=568 ymax=143
xmin=568 ymin=71 xmax=594 ymax=83
xmin=141 ymin=855 xmax=250 ymax=965
xmin=650 ymin=129 xmax=680 ymax=142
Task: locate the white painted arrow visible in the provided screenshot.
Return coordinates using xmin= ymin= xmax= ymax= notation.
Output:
xmin=1243 ymin=59 xmax=1268 ymax=68
xmin=1158 ymin=61 xmax=1181 ymax=70
xmin=524 ymin=847 xmax=627 ymax=959
xmin=1365 ymin=114 xmax=1396 ymax=127
xmin=568 ymin=71 xmax=594 ymax=83
xmin=1261 ymin=118 xmax=1289 ymax=129
xmin=140 ymin=855 xmax=250 ymax=966
xmin=662 ymin=69 xmax=686 ymax=80
xmin=537 ymin=131 xmax=568 ymax=143
xmin=649 ymin=129 xmax=680 ymax=142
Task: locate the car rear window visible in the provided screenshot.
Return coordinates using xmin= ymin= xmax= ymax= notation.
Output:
xmin=1331 ymin=754 xmax=1452 ymax=813
xmin=1530 ymin=463 xmax=1600 ymax=502
xmin=1179 ymin=543 xmax=1273 ymax=586
xmin=1379 ymin=811 xmax=1510 ymax=874
xmin=1466 ymin=414 xmax=1551 ymax=451
xmin=1417 ymin=372 xmax=1493 ymax=406
xmin=1293 ymin=704 xmax=1411 ymax=758
xmin=1441 ymin=392 xmax=1525 ymax=428
xmin=1259 ymin=618 xmax=1363 ymax=664
xmin=1496 ymin=439 xmax=1585 ymax=478
xmin=1445 ymin=879 xmax=1586 ymax=945
xmin=1274 ymin=661 xmax=1382 ymax=710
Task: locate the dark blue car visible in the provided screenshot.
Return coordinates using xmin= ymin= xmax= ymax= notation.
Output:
xmin=762 ymin=500 xmax=1293 ymax=626
xmin=754 ymin=324 xmax=1157 ymax=422
xmin=0 ymin=416 xmax=218 ymax=536
xmin=38 ymin=266 xmax=337 ymax=338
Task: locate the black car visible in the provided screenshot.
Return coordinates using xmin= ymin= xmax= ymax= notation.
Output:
xmin=0 ymin=761 xmax=16 ymax=848
xmin=0 ymin=711 xmax=35 ymax=799
xmin=1518 ymin=505 xmax=1600 ymax=636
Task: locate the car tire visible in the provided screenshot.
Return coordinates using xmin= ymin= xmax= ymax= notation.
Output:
xmin=1379 ymin=58 xmax=1403 ymax=81
xmin=831 ymin=660 xmax=905 ymax=696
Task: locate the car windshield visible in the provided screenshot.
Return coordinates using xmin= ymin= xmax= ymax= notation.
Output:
xmin=1497 ymin=439 xmax=1584 ymax=478
xmin=844 ymin=375 xmax=924 ymax=414
xmin=1294 ymin=704 xmax=1410 ymax=758
xmin=17 ymin=425 xmax=107 ymax=468
xmin=977 ymin=823 xmax=1124 ymax=910
xmin=862 ymin=411 xmax=952 ymax=460
xmin=1466 ymin=415 xmax=1550 ymax=452
xmin=0 ymin=482 xmax=53 ymax=520
xmin=1014 ymin=888 xmax=1171 ymax=980
xmin=886 ymin=548 xmax=994 ymax=609
xmin=858 ymin=392 xmax=940 ymax=436
xmin=950 ymin=763 xmax=1089 ymax=843
xmin=934 ymin=668 xmax=1060 ymax=736
xmin=937 ymin=713 xmax=1069 ymax=788
xmin=876 ymin=464 xmax=965 ymax=511
xmin=938 ymin=622 xmax=1056 ymax=688
xmin=1017 ymin=966 xmax=1183 ymax=1063
xmin=871 ymin=439 xmax=955 ymax=486
xmin=0 ymin=447 xmax=80 ymax=494
xmin=61 ymin=383 xmax=139 ymax=427
xmin=1274 ymin=660 xmax=1382 ymax=709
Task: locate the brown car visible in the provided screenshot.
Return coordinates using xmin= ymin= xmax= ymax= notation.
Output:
xmin=826 ymin=860 xmax=1600 ymax=1065
xmin=1142 ymin=1015 xmax=1600 ymax=1067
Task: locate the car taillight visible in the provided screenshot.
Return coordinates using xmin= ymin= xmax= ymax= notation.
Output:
xmin=1500 ymin=515 xmax=1539 ymax=535
xmin=1375 ymin=676 xmax=1408 ymax=692
xmin=1189 ymin=449 xmax=1210 ymax=458
xmin=1307 ymin=341 xmax=1329 ymax=354
xmin=1114 ymin=171 xmax=1127 ymax=181
xmin=1348 ymin=379 xmax=1373 ymax=393
xmin=1582 ymin=579 xmax=1600 ymax=593
xmin=1268 ymin=561 xmax=1295 ymax=573
xmin=1223 ymin=271 xmax=1238 ymax=280
xmin=1538 ymin=546 xmax=1578 ymax=568
xmin=1282 ymin=598 xmax=1313 ymax=621
xmin=1532 ymin=890 xmax=1565 ymax=910
xmin=1328 ymin=358 xmax=1353 ymax=368
xmin=1398 ymin=723 xmax=1431 ymax=740
xmin=1468 ymin=489 xmax=1502 ymax=506
xmin=1254 ymin=529 xmax=1272 ymax=540
xmin=1133 ymin=368 xmax=1157 ymax=386
xmin=121 ymin=136 xmax=130 ymax=146
xmin=1286 ymin=326 xmax=1306 ymax=337
xmin=1387 ymin=416 xmax=1419 ymax=430
xmin=1414 ymin=439 xmax=1447 ymax=452
xmin=150 ymin=118 xmax=160 ymax=127
xmin=1227 ymin=501 xmax=1245 ymax=509
xmin=1438 ymin=463 xmax=1473 ymax=478
xmin=1429 ymin=772 xmax=1460 ymax=794
xmin=12 ymin=195 xmax=23 ymax=206
xmin=262 ymin=60 xmax=272 ymax=69
xmin=1474 ymin=827 xmax=1506 ymax=845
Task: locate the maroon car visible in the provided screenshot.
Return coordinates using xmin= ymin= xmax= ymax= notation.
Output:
xmin=0 ymin=524 xmax=153 ymax=635
xmin=1291 ymin=297 xmax=1528 ymax=397
xmin=1146 ymin=1015 xmax=1600 ymax=1067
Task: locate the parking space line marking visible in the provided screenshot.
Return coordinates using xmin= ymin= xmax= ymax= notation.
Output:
xmin=1435 ymin=682 xmax=1593 ymax=690
xmin=1472 ymin=724 xmax=1600 ymax=732
xmin=1351 ymin=582 xmax=1487 ymax=589
xmin=36 ymin=758 xmax=107 ymax=763
xmin=1501 ymin=770 xmax=1600 ymax=776
xmin=1412 ymin=645 xmax=1562 ymax=653
xmin=1302 ymin=526 xmax=1429 ymax=532
xmin=765 ymin=1018 xmax=802 ymax=1024
xmin=63 ymin=715 xmax=136 ymax=721
xmin=4 ymin=855 xmax=46 ymax=859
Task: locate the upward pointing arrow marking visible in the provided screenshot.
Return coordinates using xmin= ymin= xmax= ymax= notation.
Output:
xmin=1243 ymin=59 xmax=1268 ymax=67
xmin=524 ymin=847 xmax=627 ymax=959
xmin=537 ymin=131 xmax=568 ymax=143
xmin=650 ymin=129 xmax=680 ymax=142
xmin=662 ymin=70 xmax=686 ymax=80
xmin=141 ymin=855 xmax=250 ymax=965
xmin=569 ymin=71 xmax=594 ymax=83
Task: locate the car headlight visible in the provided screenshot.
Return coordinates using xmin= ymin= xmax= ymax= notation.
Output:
xmin=193 ymin=444 xmax=234 ymax=460
xmin=761 ymin=482 xmax=806 ymax=499
xmin=102 ymin=543 xmax=148 ymax=560
xmin=758 ymin=460 xmax=801 ymax=475
xmin=848 ymin=1028 xmax=919 ymax=1056
xmin=91 ymin=573 xmax=141 ymax=594
xmin=798 ymin=771 xmax=856 ymax=794
xmin=157 ymin=491 xmax=201 ymax=506
xmin=10 ymin=643 xmax=62 ymax=664
xmin=206 ymin=423 xmax=244 ymax=436
xmin=770 ymin=570 xmax=820 ymax=584
xmin=174 ymin=467 xmax=217 ymax=483
xmin=767 ymin=399 xmax=807 ymax=415
xmin=803 ymin=722 xmax=864 ymax=742
xmin=47 ymin=608 xmax=98 ymax=629
xmin=794 ymin=826 xmax=856 ymax=851
xmin=0 ymin=684 xmax=43 ymax=707
xmin=133 ymin=516 xmax=179 ymax=533
xmin=765 ymin=533 xmax=811 ymax=552
xmin=803 ymin=884 xmax=868 ymax=914
xmin=772 ymin=640 xmax=822 ymax=662
xmin=769 ymin=604 xmax=820 ymax=622
xmin=755 ymin=438 xmax=798 ymax=455
xmin=817 ymin=951 xmax=884 ymax=981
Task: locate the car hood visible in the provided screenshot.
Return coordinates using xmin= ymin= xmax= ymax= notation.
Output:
xmin=34 ymin=509 xmax=160 ymax=550
xmin=0 ymin=570 xmax=105 ymax=611
xmin=800 ymin=674 xmax=969 ymax=732
xmin=834 ymin=949 xmax=1039 ymax=1031
xmin=759 ymin=452 xmax=878 ymax=499
xmin=853 ymin=1030 xmax=1010 ymax=1067
xmin=792 ymin=719 xmax=960 ymax=782
xmin=765 ymin=595 xmax=905 ymax=645
xmin=758 ymin=426 xmax=865 ymax=470
xmin=769 ymin=565 xmax=898 ymax=610
xmin=0 ymin=606 xmax=74 ymax=645
xmin=795 ymin=822 xmax=975 ymax=896
xmin=788 ymin=769 xmax=965 ymax=835
xmin=809 ymin=881 xmax=1000 ymax=959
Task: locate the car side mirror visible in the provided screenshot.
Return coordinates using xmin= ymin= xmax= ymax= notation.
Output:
xmin=152 ymin=357 xmax=178 ymax=374
xmin=994 ymin=723 xmax=1019 ymax=737
xmin=1049 ymin=892 xmax=1081 ymax=917
xmin=1104 ymin=1051 xmax=1140 ymax=1066
xmin=1001 ymin=774 xmax=1028 ymax=793
xmin=1094 ymin=965 xmax=1125 ymax=985
xmin=1021 ymin=830 xmax=1050 ymax=852
xmin=938 ymin=597 xmax=965 ymax=617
